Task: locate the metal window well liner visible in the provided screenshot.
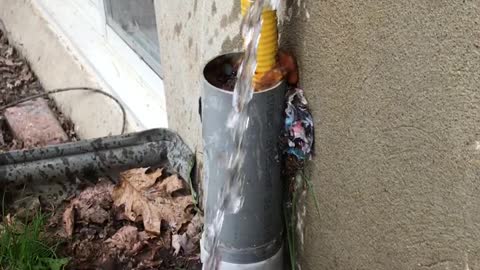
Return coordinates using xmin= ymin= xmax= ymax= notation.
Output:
xmin=201 ymin=53 xmax=286 ymax=270
xmin=0 ymin=128 xmax=194 ymax=184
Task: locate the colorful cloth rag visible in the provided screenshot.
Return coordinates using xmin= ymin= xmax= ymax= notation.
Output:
xmin=284 ymin=88 xmax=314 ymax=160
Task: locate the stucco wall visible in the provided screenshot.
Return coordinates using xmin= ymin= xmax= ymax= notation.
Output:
xmin=281 ymin=1 xmax=480 ymax=269
xmin=155 ymin=0 xmax=242 ymax=151
xmin=157 ymin=0 xmax=480 ymax=269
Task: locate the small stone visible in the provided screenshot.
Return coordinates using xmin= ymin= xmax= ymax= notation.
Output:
xmin=4 ymin=98 xmax=68 ymax=147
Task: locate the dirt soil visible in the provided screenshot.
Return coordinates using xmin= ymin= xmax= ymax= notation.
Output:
xmin=0 ymin=29 xmax=77 ymax=152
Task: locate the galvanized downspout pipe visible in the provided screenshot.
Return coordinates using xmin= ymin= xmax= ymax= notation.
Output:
xmin=0 ymin=129 xmax=194 ymax=184
xmin=201 ymin=53 xmax=286 ymax=269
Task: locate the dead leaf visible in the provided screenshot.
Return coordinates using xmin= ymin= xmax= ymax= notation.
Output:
xmin=106 ymin=226 xmax=147 ymax=255
xmin=72 ymin=181 xmax=113 ymax=224
xmin=63 ymin=204 xmax=75 ymax=237
xmin=71 ymin=240 xmax=103 ymax=263
xmin=185 ymin=213 xmax=203 ymax=243
xmin=4 ymin=58 xmax=21 ymax=67
xmin=112 ymin=168 xmax=194 ymax=235
xmin=20 ymin=70 xmax=32 ymax=82
xmin=171 ymin=214 xmax=203 ymax=256
xmin=62 ymin=181 xmax=114 ymax=235
xmin=0 ymin=66 xmax=12 ymax=73
xmin=5 ymin=47 xmax=13 ymax=57
xmin=4 ymin=214 xmax=24 ymax=233
xmin=172 ymin=234 xmax=188 ymax=256
xmin=0 ymin=127 xmax=4 ymax=145
xmin=81 ymin=207 xmax=110 ymax=224
xmin=172 ymin=231 xmax=199 ymax=256
xmin=146 ymin=174 xmax=189 ymax=200
xmin=119 ymin=168 xmax=164 ymax=190
xmin=5 ymin=214 xmax=13 ymax=227
xmin=13 ymin=196 xmax=41 ymax=221
xmin=133 ymin=260 xmax=163 ymax=270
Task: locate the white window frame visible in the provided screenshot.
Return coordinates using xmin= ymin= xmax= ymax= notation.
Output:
xmin=36 ymin=0 xmax=168 ymax=129
xmin=103 ymin=0 xmax=162 ymax=77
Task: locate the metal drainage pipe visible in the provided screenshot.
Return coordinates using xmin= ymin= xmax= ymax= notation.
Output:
xmin=201 ymin=53 xmax=285 ymax=269
xmin=0 ymin=129 xmax=194 ymax=184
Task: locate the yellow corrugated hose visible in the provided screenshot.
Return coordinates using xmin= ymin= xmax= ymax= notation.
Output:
xmin=241 ymin=0 xmax=278 ymax=82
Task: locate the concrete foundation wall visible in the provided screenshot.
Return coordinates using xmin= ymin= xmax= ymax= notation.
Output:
xmin=155 ymin=0 xmax=242 ymax=151
xmin=0 ymin=0 xmax=135 ymax=139
xmin=159 ymin=0 xmax=480 ymax=269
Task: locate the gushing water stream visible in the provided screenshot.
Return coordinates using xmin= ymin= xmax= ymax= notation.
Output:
xmin=203 ymin=0 xmax=282 ymax=269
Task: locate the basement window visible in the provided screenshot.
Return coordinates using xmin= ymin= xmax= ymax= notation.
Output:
xmin=104 ymin=0 xmax=162 ymax=76
xmin=36 ymin=0 xmax=168 ymax=129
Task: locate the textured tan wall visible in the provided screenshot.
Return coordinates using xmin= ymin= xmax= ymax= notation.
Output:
xmin=281 ymin=0 xmax=480 ymax=269
xmin=158 ymin=0 xmax=480 ymax=269
xmin=155 ymin=0 xmax=242 ymax=151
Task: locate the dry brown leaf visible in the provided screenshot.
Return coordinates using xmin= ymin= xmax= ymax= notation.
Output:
xmin=5 ymin=214 xmax=13 ymax=227
xmin=133 ymin=260 xmax=163 ymax=270
xmin=172 ymin=234 xmax=188 ymax=256
xmin=171 ymin=213 xmax=203 ymax=256
xmin=112 ymin=168 xmax=194 ymax=235
xmin=72 ymin=181 xmax=113 ymax=224
xmin=106 ymin=226 xmax=147 ymax=255
xmin=3 ymin=214 xmax=24 ymax=233
xmin=63 ymin=204 xmax=75 ymax=237
xmin=0 ymin=126 xmax=4 ymax=145
xmin=3 ymin=59 xmax=18 ymax=66
xmin=186 ymin=213 xmax=203 ymax=238
xmin=173 ymin=232 xmax=199 ymax=256
xmin=119 ymin=168 xmax=163 ymax=190
xmin=21 ymin=71 xmax=32 ymax=82
xmin=62 ymin=181 xmax=114 ymax=236
xmin=5 ymin=47 xmax=13 ymax=57
xmin=13 ymin=196 xmax=41 ymax=221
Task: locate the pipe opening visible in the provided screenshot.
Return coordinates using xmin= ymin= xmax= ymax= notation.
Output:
xmin=203 ymin=53 xmax=243 ymax=92
xmin=203 ymin=53 xmax=283 ymax=95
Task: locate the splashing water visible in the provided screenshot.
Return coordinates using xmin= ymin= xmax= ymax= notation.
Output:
xmin=203 ymin=1 xmax=282 ymax=269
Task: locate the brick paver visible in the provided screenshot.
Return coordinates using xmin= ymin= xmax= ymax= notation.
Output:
xmin=4 ymin=98 xmax=68 ymax=147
